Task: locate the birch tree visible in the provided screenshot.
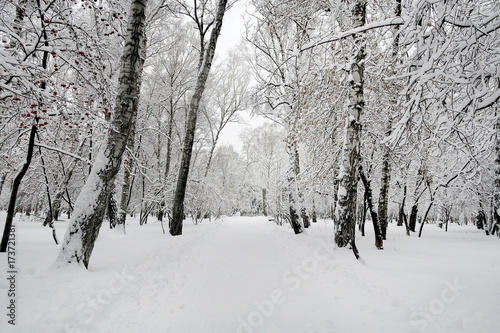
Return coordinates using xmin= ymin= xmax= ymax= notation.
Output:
xmin=57 ymin=0 xmax=148 ymax=268
xmin=334 ymin=0 xmax=366 ymax=258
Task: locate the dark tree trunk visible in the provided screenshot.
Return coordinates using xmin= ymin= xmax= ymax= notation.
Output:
xmin=1 ymin=125 xmax=37 ymax=252
xmin=107 ymin=189 xmax=118 ymax=229
xmin=170 ymin=0 xmax=228 ymax=236
xmin=397 ymin=184 xmax=407 ymax=226
xmin=418 ymin=200 xmax=434 ymax=237
xmin=359 ymin=166 xmax=383 ymax=249
xmin=409 ymin=204 xmax=418 ymax=232
xmin=312 ymin=199 xmax=317 ymax=223
xmin=0 ymin=174 xmax=6 ymax=197
xmin=378 ymin=138 xmax=391 ymax=240
xmin=360 ymin=195 xmax=367 ymax=236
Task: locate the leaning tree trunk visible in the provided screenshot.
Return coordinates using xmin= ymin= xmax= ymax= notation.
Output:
xmin=170 ymin=0 xmax=228 ymax=236
xmin=56 ymin=0 xmax=148 ymax=268
xmin=1 ymin=125 xmax=37 ymax=252
xmin=1 ymin=1 xmax=38 ymax=252
xmin=334 ymin=0 xmax=366 ymax=260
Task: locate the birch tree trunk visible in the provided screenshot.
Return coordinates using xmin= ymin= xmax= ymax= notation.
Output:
xmin=169 ymin=0 xmax=228 ymax=236
xmin=286 ymin=140 xmax=304 ymax=234
xmin=293 ymin=143 xmax=310 ymax=229
xmin=117 ymin=35 xmax=147 ymax=233
xmin=57 ymin=0 xmax=148 ymax=268
xmin=334 ymin=0 xmax=366 ymax=259
xmin=378 ymin=0 xmax=400 ymax=240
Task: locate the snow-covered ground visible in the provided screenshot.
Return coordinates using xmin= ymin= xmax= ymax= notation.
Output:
xmin=1 ymin=212 xmax=499 ymax=333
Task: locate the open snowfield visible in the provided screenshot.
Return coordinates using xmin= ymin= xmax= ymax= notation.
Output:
xmin=1 ymin=212 xmax=500 ymax=333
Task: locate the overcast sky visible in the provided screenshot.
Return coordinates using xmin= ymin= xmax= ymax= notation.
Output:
xmin=213 ymin=0 xmax=268 ymax=153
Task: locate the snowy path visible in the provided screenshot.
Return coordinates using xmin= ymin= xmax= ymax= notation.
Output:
xmin=161 ymin=219 xmax=295 ymax=332
xmin=2 ymin=213 xmax=500 ymax=333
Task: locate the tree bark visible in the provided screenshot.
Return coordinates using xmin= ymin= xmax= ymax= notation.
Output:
xmin=287 ymin=134 xmax=309 ymax=229
xmin=1 ymin=125 xmax=37 ymax=252
xmin=360 ymin=194 xmax=367 ymax=236
xmin=170 ymin=0 xmax=228 ymax=236
xmin=397 ymin=184 xmax=406 ymax=226
xmin=359 ymin=166 xmax=383 ymax=249
xmin=117 ymin=34 xmax=147 ymax=233
xmin=0 ymin=173 xmax=5 ymax=197
xmin=493 ymin=112 xmax=500 ymax=235
xmin=334 ymin=0 xmax=366 ymax=260
xmin=409 ymin=204 xmax=418 ymax=232
xmin=286 ymin=140 xmax=304 ymax=234
xmin=56 ymin=0 xmax=148 ymax=268
xmin=378 ymin=141 xmax=391 ymax=240
xmin=1 ymin=0 xmax=35 ymax=252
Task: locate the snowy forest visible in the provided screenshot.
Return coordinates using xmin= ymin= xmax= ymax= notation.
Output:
xmin=1 ymin=0 xmax=500 ymax=332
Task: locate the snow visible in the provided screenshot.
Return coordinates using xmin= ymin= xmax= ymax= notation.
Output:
xmin=1 ymin=212 xmax=500 ymax=333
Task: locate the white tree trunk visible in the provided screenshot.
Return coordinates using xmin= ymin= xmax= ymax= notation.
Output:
xmin=117 ymin=34 xmax=147 ymax=233
xmin=57 ymin=0 xmax=148 ymax=268
xmin=286 ymin=139 xmax=304 ymax=234
xmin=334 ymin=0 xmax=366 ymax=258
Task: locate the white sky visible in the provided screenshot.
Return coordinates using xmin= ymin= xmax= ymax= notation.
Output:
xmin=213 ymin=0 xmax=268 ymax=152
